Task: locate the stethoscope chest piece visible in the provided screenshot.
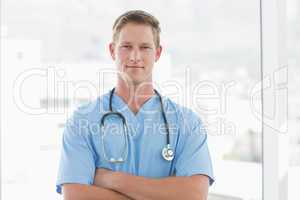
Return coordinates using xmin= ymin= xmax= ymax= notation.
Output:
xmin=102 ymin=88 xmax=174 ymax=163
xmin=162 ymin=144 xmax=174 ymax=161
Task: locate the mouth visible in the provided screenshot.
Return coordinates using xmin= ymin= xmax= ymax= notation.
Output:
xmin=126 ymin=65 xmax=144 ymax=69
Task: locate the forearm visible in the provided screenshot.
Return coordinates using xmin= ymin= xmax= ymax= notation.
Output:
xmin=118 ymin=175 xmax=207 ymax=200
xmin=63 ymin=183 xmax=133 ymax=200
xmin=95 ymin=172 xmax=208 ymax=200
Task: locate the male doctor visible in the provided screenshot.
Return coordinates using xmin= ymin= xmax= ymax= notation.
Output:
xmin=56 ymin=10 xmax=214 ymax=200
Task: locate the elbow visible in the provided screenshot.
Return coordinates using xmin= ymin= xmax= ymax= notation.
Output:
xmin=188 ymin=175 xmax=209 ymax=200
xmin=175 ymin=186 xmax=207 ymax=200
xmin=189 ymin=191 xmax=208 ymax=200
xmin=62 ymin=184 xmax=85 ymax=200
xmin=185 ymin=177 xmax=209 ymax=200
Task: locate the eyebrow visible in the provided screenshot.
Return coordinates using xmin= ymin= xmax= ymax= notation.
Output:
xmin=120 ymin=42 xmax=152 ymax=46
xmin=141 ymin=43 xmax=152 ymax=46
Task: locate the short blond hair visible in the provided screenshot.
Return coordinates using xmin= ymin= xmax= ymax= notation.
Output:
xmin=112 ymin=10 xmax=161 ymax=47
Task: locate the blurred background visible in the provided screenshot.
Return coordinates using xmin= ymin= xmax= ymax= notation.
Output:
xmin=1 ymin=0 xmax=299 ymax=199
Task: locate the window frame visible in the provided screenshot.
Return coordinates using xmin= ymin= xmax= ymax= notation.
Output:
xmin=260 ymin=0 xmax=288 ymax=199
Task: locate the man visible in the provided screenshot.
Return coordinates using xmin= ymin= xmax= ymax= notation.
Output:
xmin=56 ymin=10 xmax=214 ymax=200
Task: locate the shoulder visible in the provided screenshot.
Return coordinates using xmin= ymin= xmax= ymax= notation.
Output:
xmin=163 ymin=96 xmax=205 ymax=133
xmin=66 ymin=92 xmax=110 ymax=130
xmin=164 ymin=97 xmax=202 ymax=123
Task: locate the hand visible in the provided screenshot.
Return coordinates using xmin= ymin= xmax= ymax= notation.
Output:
xmin=93 ymin=168 xmax=122 ymax=190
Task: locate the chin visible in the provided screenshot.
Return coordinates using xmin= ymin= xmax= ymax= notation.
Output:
xmin=123 ymin=73 xmax=152 ymax=86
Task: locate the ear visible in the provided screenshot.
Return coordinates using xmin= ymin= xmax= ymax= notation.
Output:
xmin=109 ymin=42 xmax=116 ymax=60
xmin=155 ymin=45 xmax=162 ymax=62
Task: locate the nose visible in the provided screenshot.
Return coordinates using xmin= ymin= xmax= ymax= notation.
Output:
xmin=129 ymin=48 xmax=142 ymax=63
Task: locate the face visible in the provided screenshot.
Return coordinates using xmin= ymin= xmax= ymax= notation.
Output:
xmin=109 ymin=23 xmax=162 ymax=86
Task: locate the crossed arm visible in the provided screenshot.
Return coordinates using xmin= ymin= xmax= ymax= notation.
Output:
xmin=63 ymin=168 xmax=209 ymax=200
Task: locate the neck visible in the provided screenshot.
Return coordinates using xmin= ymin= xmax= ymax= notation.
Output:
xmin=115 ymin=79 xmax=155 ymax=114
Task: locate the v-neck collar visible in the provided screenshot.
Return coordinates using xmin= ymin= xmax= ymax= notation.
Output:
xmin=104 ymin=90 xmax=166 ymax=139
xmin=111 ymin=92 xmax=159 ymax=121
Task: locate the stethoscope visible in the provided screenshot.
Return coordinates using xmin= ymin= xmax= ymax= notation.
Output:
xmin=100 ymin=88 xmax=174 ymax=163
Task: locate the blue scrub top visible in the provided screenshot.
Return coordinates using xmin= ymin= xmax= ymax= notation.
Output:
xmin=56 ymin=90 xmax=214 ymax=194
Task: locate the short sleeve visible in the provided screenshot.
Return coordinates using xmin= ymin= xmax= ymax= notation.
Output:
xmin=174 ymin=114 xmax=215 ymax=186
xmin=56 ymin=110 xmax=96 ymax=194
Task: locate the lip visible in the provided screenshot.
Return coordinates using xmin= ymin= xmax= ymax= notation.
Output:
xmin=126 ymin=65 xmax=144 ymax=69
